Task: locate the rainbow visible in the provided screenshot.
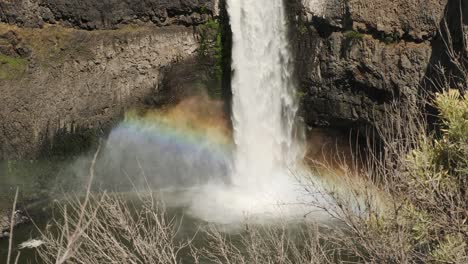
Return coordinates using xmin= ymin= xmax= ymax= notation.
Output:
xmin=108 ymin=98 xmax=234 ymax=169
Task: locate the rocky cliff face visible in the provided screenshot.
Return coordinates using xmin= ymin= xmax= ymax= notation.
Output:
xmin=0 ymin=0 xmax=215 ymax=29
xmin=1 ymin=0 xmax=466 ymax=159
xmin=0 ymin=0 xmax=219 ymax=159
xmin=289 ymin=0 xmax=467 ymax=132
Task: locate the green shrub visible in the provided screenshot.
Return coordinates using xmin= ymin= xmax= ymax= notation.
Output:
xmin=407 ymin=90 xmax=467 ymax=203
xmin=198 ymin=19 xmax=221 ymax=58
xmin=197 ymin=19 xmax=224 ymax=98
xmin=199 ymin=6 xmax=210 ymax=15
xmin=379 ymin=32 xmax=400 ymax=44
xmin=402 ymin=90 xmax=467 ymax=262
xmin=345 ymin=30 xmax=365 ymax=41
xmin=296 ymin=19 xmax=309 ymax=36
xmin=432 ymin=234 xmax=467 ymax=263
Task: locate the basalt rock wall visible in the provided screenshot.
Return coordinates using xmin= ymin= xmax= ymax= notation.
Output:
xmin=289 ymin=0 xmax=467 ymax=132
xmin=1 ymin=0 xmax=466 ymax=159
xmin=0 ymin=0 xmax=219 ymax=159
xmin=0 ymin=0 xmax=216 ymax=29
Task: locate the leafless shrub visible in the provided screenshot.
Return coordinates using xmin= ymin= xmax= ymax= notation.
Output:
xmin=200 ymin=222 xmax=338 ymax=264
xmin=37 ymin=192 xmax=194 ymax=264
xmin=35 ymin=145 xmax=196 ymax=264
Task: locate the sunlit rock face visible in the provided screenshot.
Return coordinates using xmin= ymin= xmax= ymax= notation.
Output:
xmin=300 ymin=0 xmax=448 ymax=39
xmin=0 ymin=0 xmax=219 ymax=159
xmin=1 ymin=0 xmax=465 ymax=159
xmin=301 ymin=0 xmax=327 ymax=16
xmin=289 ymin=0 xmax=465 ymax=133
xmin=0 ymin=25 xmax=199 ymax=159
xmin=346 ymin=0 xmax=448 ymax=40
xmin=0 ymin=0 xmax=216 ymax=29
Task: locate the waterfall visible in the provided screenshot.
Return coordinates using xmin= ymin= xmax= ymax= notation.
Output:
xmin=188 ymin=0 xmax=317 ymax=224
xmin=229 ymin=0 xmax=303 ymax=187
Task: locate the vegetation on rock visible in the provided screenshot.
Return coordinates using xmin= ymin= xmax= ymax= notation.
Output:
xmin=198 ymin=19 xmax=224 ymax=99
xmin=345 ymin=30 xmax=365 ymax=41
xmin=0 ymin=53 xmax=27 ymax=80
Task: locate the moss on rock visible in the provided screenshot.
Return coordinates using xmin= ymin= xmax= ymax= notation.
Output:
xmin=0 ymin=53 xmax=27 ymax=80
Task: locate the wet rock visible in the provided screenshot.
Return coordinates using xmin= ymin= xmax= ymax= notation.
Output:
xmin=0 ymin=210 xmax=30 ymax=239
xmin=1 ymin=231 xmax=9 ymax=239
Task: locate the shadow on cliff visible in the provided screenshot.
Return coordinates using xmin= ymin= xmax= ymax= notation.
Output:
xmin=422 ymin=0 xmax=467 ymax=92
xmin=38 ymin=55 xmax=228 ymax=159
xmin=37 ymin=0 xmax=233 ymax=160
xmin=420 ymin=0 xmax=467 ymax=129
xmin=39 ymin=127 xmax=104 ymax=159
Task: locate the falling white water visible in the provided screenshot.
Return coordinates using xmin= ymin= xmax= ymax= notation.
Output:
xmin=187 ymin=0 xmax=326 ymax=225
xmin=230 ymin=0 xmax=302 ymax=187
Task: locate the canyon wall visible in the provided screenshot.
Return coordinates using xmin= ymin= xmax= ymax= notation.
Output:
xmin=1 ymin=0 xmax=466 ymax=159
xmin=0 ymin=0 xmax=215 ymax=29
xmin=289 ymin=0 xmax=467 ymax=132
xmin=0 ymin=0 xmax=219 ymax=159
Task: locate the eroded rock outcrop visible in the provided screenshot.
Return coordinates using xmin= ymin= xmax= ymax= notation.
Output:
xmin=289 ymin=0 xmax=467 ymax=132
xmin=0 ymin=0 xmax=220 ymax=159
xmin=0 ymin=0 xmax=215 ymax=29
xmin=1 ymin=0 xmax=465 ymax=159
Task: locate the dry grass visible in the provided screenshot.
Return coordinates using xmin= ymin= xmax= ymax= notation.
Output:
xmin=198 ymin=223 xmax=340 ymax=264
xmin=37 ymin=193 xmax=191 ymax=264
